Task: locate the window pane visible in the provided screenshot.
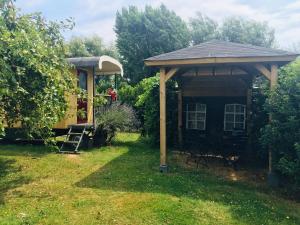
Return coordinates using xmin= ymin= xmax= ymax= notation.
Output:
xmin=225 ymin=104 xmax=234 ymax=112
xmin=188 ymin=104 xmax=196 ymax=111
xmin=197 ymin=112 xmax=206 ymax=120
xmin=78 ymin=72 xmax=87 ymax=90
xmin=225 ymin=122 xmax=234 ymax=131
xmin=235 ymin=114 xmax=245 ymax=123
xmin=235 ymin=123 xmax=244 ymax=129
xmin=196 ymin=104 xmax=206 ymax=112
xmin=188 ymin=112 xmax=196 ymax=120
xmin=241 ymin=105 xmax=245 ymax=113
xmin=188 ymin=121 xmax=197 ymax=129
xmin=197 ymin=121 xmax=205 ymax=130
xmin=225 ymin=114 xmax=234 ymax=122
xmin=235 ymin=104 xmax=246 ymax=113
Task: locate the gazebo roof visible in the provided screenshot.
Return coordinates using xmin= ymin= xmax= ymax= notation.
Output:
xmin=68 ymin=55 xmax=123 ymax=76
xmin=145 ymin=40 xmax=298 ymax=66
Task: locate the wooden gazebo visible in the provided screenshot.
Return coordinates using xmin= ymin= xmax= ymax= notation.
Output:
xmin=145 ymin=40 xmax=298 ymax=173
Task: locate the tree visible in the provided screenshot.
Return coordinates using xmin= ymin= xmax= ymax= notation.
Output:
xmin=189 ymin=14 xmax=275 ymax=48
xmin=220 ymin=17 xmax=275 ymax=47
xmin=261 ymin=60 xmax=300 ymax=190
xmin=66 ymin=35 xmax=119 ymax=59
xmin=189 ymin=13 xmax=219 ymax=45
xmin=0 ymin=0 xmax=74 ymax=141
xmin=115 ymin=4 xmax=190 ymax=83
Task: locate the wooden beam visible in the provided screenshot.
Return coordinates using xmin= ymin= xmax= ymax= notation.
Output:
xmin=182 ymin=87 xmax=247 ymax=97
xmin=270 ymin=64 xmax=278 ymax=88
xmin=268 ymin=64 xmax=278 ymax=174
xmin=165 ymin=67 xmax=179 ymax=81
xmin=159 ymin=68 xmax=167 ymax=169
xmin=254 ymin=64 xmax=271 ymax=80
xmin=177 ymin=90 xmax=183 ymax=149
xmin=182 ymin=67 xmax=248 ymax=77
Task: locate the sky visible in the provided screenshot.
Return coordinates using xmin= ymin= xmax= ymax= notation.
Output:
xmin=16 ymin=0 xmax=300 ymax=50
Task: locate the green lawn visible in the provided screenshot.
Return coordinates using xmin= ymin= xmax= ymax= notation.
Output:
xmin=0 ymin=133 xmax=299 ymax=225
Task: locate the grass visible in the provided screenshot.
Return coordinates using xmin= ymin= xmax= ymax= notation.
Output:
xmin=0 ymin=133 xmax=299 ymax=225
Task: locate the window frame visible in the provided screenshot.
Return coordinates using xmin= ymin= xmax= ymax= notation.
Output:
xmin=224 ymin=103 xmax=246 ymax=131
xmin=185 ymin=103 xmax=207 ymax=130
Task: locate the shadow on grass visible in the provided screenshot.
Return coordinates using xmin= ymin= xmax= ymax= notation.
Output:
xmin=0 ymin=158 xmax=31 ymax=205
xmin=75 ymin=136 xmax=298 ymax=225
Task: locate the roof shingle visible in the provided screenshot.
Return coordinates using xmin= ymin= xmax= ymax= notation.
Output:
xmin=145 ymin=40 xmax=298 ymax=62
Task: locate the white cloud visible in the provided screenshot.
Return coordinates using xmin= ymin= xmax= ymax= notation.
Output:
xmin=17 ymin=0 xmax=46 ymax=9
xmin=16 ymin=0 xmax=300 ymax=49
xmin=285 ymin=0 xmax=300 ymax=10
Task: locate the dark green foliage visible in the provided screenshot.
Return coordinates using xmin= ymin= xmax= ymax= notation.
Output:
xmin=66 ymin=35 xmax=119 ymax=59
xmin=220 ymin=17 xmax=275 ymax=47
xmin=250 ymin=76 xmax=269 ymax=161
xmin=189 ymin=13 xmax=219 ymax=45
xmin=119 ymin=75 xmax=178 ymax=146
xmin=115 ymin=4 xmax=190 ymax=83
xmin=261 ymin=60 xmax=300 ymax=190
xmin=190 ymin=14 xmax=275 ymax=47
xmin=0 ymin=0 xmax=74 ymax=142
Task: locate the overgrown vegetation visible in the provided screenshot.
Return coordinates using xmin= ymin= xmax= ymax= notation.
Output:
xmin=261 ymin=60 xmax=300 ymax=192
xmin=190 ymin=14 xmax=275 ymax=46
xmin=0 ymin=0 xmax=73 ymax=141
xmin=119 ymin=75 xmax=178 ymax=146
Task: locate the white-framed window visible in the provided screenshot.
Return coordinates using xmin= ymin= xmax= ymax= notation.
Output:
xmin=224 ymin=104 xmax=246 ymax=131
xmin=186 ymin=103 xmax=206 ymax=130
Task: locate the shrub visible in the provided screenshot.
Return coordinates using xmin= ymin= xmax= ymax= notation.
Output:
xmin=260 ymin=59 xmax=300 ymax=190
xmin=93 ymin=103 xmax=139 ymax=146
xmin=250 ymin=76 xmax=269 ymax=162
xmin=0 ymin=1 xmax=74 ymax=142
xmin=119 ymin=75 xmax=178 ymax=146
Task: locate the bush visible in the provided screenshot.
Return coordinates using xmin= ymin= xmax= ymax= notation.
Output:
xmin=250 ymin=76 xmax=269 ymax=162
xmin=119 ymin=75 xmax=178 ymax=146
xmin=93 ymin=103 xmax=138 ymax=146
xmin=0 ymin=1 xmax=74 ymax=142
xmin=260 ymin=59 xmax=300 ymax=190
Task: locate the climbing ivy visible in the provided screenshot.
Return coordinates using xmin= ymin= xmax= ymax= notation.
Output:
xmin=0 ymin=0 xmax=74 ymax=142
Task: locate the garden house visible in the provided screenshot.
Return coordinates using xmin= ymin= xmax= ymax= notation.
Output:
xmin=145 ymin=40 xmax=299 ymax=172
xmin=54 ymin=56 xmax=123 ymax=131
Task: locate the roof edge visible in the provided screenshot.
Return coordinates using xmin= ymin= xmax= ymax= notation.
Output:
xmin=145 ymin=55 xmax=299 ymax=67
xmin=67 ymin=56 xmax=123 ymax=76
xmin=99 ymin=55 xmax=124 ymax=77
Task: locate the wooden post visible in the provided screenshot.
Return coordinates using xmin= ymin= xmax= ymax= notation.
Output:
xmin=178 ymin=90 xmax=183 ymax=149
xmin=160 ymin=68 xmax=167 ymax=172
xmin=270 ymin=64 xmax=278 ymax=88
xmin=245 ymin=85 xmax=253 ymax=162
xmin=269 ymin=64 xmax=278 ymax=173
xmin=246 ymin=88 xmax=252 ymax=134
